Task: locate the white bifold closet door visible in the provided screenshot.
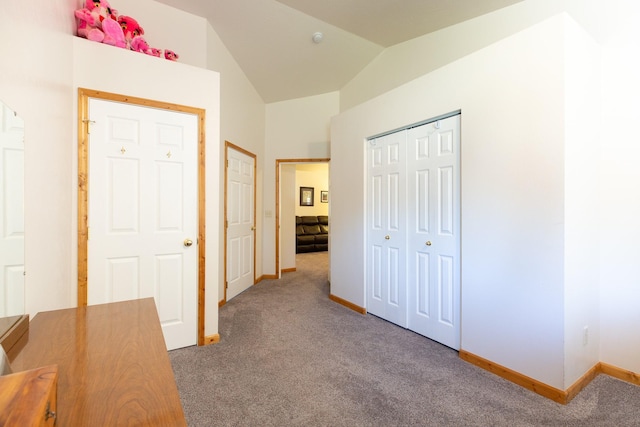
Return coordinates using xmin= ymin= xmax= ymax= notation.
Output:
xmin=367 ymin=130 xmax=408 ymax=327
xmin=367 ymin=114 xmax=460 ymax=350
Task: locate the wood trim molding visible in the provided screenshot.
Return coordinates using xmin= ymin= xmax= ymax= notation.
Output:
xmin=197 ymin=106 xmax=207 ymax=347
xmin=218 ymin=299 xmax=226 ymax=308
xmin=600 ymin=362 xmax=640 ymax=386
xmin=565 ymin=363 xmax=601 ymax=403
xmin=77 ymin=88 xmax=207 ymax=347
xmin=260 ymin=274 xmax=278 ymax=281
xmin=459 ymin=351 xmax=640 ymax=405
xmin=204 ymin=334 xmax=220 ymax=345
xmin=328 ymin=294 xmax=367 ymax=315
xmin=459 ymin=350 xmax=567 ymax=404
xmin=281 ymin=268 xmax=296 ymax=274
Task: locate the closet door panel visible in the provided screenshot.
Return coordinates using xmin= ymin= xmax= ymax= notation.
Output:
xmin=366 ymin=132 xmax=407 ymax=327
xmin=406 ymin=116 xmax=461 ymax=350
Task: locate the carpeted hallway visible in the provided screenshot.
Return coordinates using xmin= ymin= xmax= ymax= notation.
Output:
xmin=170 ymin=252 xmax=640 ymax=426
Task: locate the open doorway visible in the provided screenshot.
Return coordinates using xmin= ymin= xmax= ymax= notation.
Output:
xmin=275 ymin=158 xmax=330 ymax=277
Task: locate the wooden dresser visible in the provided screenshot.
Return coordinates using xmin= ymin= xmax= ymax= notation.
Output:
xmin=8 ymin=298 xmax=186 ymax=426
xmin=0 ymin=365 xmax=58 ymax=426
xmin=0 ymin=314 xmax=29 ymax=361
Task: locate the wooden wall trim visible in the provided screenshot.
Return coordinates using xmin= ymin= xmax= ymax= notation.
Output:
xmin=600 ymin=362 xmax=640 ymax=386
xmin=460 ymin=351 xmax=640 ymax=405
xmin=197 ymin=108 xmax=207 ymax=347
xmin=328 ymin=294 xmax=367 ymax=315
xmin=459 ymin=350 xmax=568 ymax=404
xmin=565 ymin=363 xmax=601 ymax=403
xmin=204 ymin=334 xmax=220 ymax=345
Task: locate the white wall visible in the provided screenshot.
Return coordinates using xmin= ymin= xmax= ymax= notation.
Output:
xmin=563 ymin=18 xmax=601 ymax=387
xmin=263 ymin=92 xmax=338 ymax=275
xmin=205 ymin=25 xmax=266 ymax=302
xmin=599 ymin=0 xmax=640 ymax=374
xmin=118 ymin=0 xmax=208 ymax=68
xmin=332 ymin=15 xmax=569 ymax=389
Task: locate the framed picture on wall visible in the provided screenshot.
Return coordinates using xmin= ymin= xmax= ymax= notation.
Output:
xmin=320 ymin=191 xmax=328 ymax=203
xmin=300 ymin=187 xmax=314 ymax=206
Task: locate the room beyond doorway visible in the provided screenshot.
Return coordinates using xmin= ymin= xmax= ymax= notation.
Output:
xmin=275 ymin=158 xmax=330 ymax=278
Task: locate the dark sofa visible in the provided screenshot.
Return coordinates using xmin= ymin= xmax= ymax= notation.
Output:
xmin=296 ymin=215 xmax=329 ymax=253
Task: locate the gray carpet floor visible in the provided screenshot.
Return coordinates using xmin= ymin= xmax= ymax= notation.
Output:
xmin=170 ymin=252 xmax=640 ymax=427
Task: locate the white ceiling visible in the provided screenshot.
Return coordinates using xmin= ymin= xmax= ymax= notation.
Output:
xmin=153 ymin=0 xmax=523 ymax=103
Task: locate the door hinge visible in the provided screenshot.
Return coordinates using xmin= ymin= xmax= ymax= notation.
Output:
xmin=82 ymin=119 xmax=96 ymax=134
xmin=87 ymin=226 xmax=90 ymax=241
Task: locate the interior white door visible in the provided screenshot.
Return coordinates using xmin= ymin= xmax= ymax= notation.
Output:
xmin=366 ymin=131 xmax=407 ymax=327
xmin=87 ymin=99 xmax=198 ymax=351
xmin=406 ymin=116 xmax=461 ymax=349
xmin=0 ymin=104 xmax=24 ymax=316
xmin=226 ymin=147 xmax=255 ymax=300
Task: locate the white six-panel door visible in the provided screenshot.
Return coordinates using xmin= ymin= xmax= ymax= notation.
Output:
xmin=406 ymin=117 xmax=460 ymax=349
xmin=226 ymin=146 xmax=255 ymax=301
xmin=367 ymin=131 xmax=407 ymax=327
xmin=366 ymin=114 xmax=460 ymax=350
xmin=0 ymin=103 xmax=24 ymax=316
xmin=87 ymin=99 xmax=198 ymax=350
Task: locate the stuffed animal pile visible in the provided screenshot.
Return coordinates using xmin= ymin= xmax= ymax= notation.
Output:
xmin=74 ymin=0 xmax=179 ymax=61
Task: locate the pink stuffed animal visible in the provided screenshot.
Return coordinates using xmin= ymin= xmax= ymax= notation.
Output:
xmin=75 ymin=0 xmax=125 ymax=48
xmin=129 ymin=35 xmax=165 ymax=57
xmin=164 ymin=49 xmax=179 ymax=61
xmin=130 ymin=36 xmax=149 ymax=53
xmin=130 ymin=36 xmax=160 ymax=57
xmin=118 ymin=15 xmax=144 ymax=50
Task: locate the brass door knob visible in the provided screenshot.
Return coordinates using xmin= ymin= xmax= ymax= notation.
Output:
xmin=385 ymin=235 xmax=390 ymax=240
xmin=426 ymin=241 xmax=432 ymax=246
xmin=184 ymin=238 xmax=193 ymax=247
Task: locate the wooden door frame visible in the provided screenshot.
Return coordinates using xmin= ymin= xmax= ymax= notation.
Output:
xmin=222 ymin=141 xmax=257 ymax=305
xmin=77 ymin=88 xmax=208 ymax=346
xmin=275 ymin=158 xmax=330 ymax=276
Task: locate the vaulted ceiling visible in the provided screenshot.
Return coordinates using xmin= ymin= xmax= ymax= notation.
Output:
xmin=154 ymin=0 xmax=523 ymax=103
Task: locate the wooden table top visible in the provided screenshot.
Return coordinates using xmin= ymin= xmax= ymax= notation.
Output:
xmin=10 ymin=298 xmax=186 ymax=426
